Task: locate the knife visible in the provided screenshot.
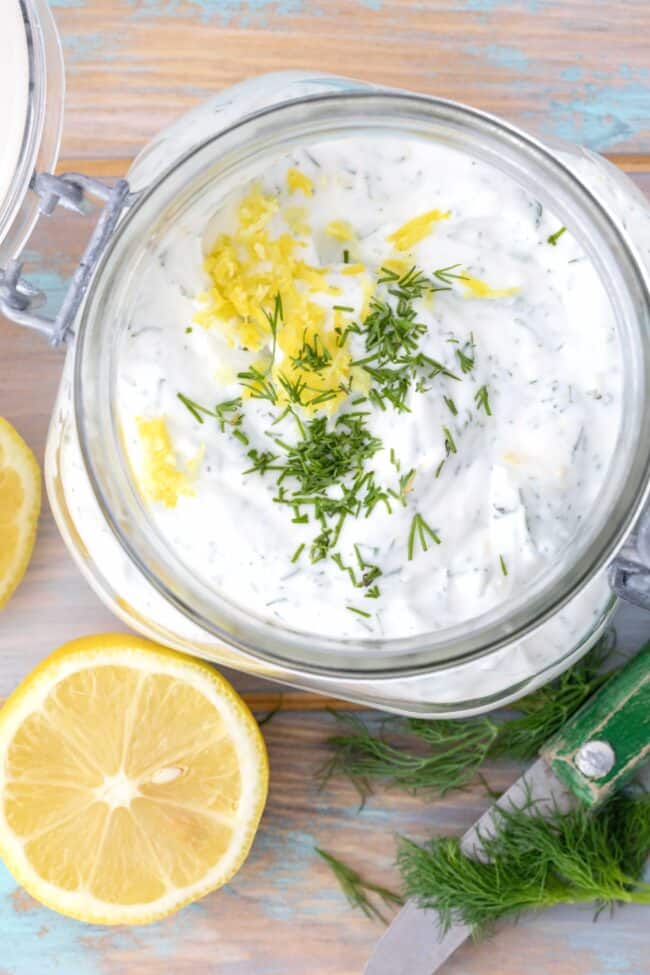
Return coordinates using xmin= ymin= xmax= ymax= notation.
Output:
xmin=365 ymin=642 xmax=650 ymax=975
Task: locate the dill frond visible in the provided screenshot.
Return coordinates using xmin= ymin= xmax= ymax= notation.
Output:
xmin=397 ymin=792 xmax=650 ymax=933
xmin=320 ymin=712 xmax=499 ymax=801
xmin=322 ymin=634 xmax=619 ymax=796
xmin=316 ymin=848 xmax=404 ymax=923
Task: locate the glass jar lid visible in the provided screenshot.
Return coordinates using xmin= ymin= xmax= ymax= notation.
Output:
xmin=0 ymin=0 xmax=64 ymax=265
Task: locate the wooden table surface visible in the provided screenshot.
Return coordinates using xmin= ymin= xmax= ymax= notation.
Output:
xmin=1 ymin=1 xmax=650 ymax=972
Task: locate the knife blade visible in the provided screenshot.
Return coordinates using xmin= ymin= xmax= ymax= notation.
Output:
xmin=365 ymin=643 xmax=650 ymax=975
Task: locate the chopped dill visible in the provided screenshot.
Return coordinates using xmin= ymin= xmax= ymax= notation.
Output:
xmin=343 ymin=248 xmax=350 ymax=263
xmin=397 ymin=468 xmax=416 ymax=504
xmin=347 ymin=605 xmax=372 ymax=618
xmin=291 ymin=543 xmax=305 ymax=563
xmin=333 ymin=304 xmax=355 ymax=312
xmin=456 ymin=333 xmax=476 ymax=374
xmin=316 ymin=848 xmax=403 ymax=923
xmin=290 ymin=332 xmax=332 ymax=373
xmin=474 ymin=384 xmax=492 ymax=416
xmin=177 ymin=393 xmax=244 ymax=433
xmin=237 ymin=363 xmax=278 ymax=404
xmin=547 ymin=226 xmax=567 ymax=246
xmin=435 ymin=459 xmax=445 ymax=479
xmin=499 ymin=553 xmax=508 ymax=576
xmin=408 ymin=512 xmax=441 ymax=560
xmin=276 ymin=371 xmax=310 ymax=405
xmin=443 ymin=395 xmax=458 ymax=416
xmin=443 ymin=425 xmax=457 ymax=455
xmin=244 ymin=449 xmax=280 ymax=476
xmin=332 ymin=552 xmax=359 ymax=587
xmin=433 ymin=263 xmax=468 ymax=285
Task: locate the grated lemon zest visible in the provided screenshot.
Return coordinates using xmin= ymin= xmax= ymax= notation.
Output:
xmin=287 ymin=168 xmax=313 ymax=196
xmin=462 ymin=275 xmax=519 ymax=299
xmin=387 ymin=209 xmax=451 ymax=251
xmin=326 ymin=220 xmax=355 ymax=242
xmin=137 ymin=418 xmax=194 ymax=508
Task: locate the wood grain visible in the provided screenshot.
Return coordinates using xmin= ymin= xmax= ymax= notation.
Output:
xmin=1 ymin=1 xmax=649 ymax=971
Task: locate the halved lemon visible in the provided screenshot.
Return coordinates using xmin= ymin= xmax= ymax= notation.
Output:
xmin=0 ymin=417 xmax=41 ymax=609
xmin=0 ymin=634 xmax=268 ymax=925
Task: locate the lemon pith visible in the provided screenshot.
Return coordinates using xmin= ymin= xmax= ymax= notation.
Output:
xmin=0 ymin=634 xmax=268 ymax=925
xmin=0 ymin=417 xmax=41 ymax=609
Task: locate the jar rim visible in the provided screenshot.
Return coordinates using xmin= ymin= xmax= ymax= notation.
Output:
xmin=74 ymin=88 xmax=650 ymax=679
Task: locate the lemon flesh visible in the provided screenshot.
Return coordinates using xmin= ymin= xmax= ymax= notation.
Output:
xmin=0 ymin=417 xmax=41 ymax=608
xmin=0 ymin=635 xmax=268 ymax=925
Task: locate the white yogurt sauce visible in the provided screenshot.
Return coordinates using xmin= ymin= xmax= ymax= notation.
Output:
xmin=0 ymin=0 xmax=29 ymax=228
xmin=116 ymin=136 xmax=623 ymax=641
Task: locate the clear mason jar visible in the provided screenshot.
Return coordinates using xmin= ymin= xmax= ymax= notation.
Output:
xmin=5 ymin=65 xmax=650 ymax=716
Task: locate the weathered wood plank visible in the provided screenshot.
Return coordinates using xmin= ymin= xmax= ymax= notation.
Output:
xmin=49 ymin=0 xmax=650 ymax=158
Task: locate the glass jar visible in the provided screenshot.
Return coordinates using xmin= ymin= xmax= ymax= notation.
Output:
xmin=4 ymin=66 xmax=650 ymax=716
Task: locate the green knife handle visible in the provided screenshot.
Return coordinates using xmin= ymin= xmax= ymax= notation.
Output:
xmin=542 ymin=642 xmax=650 ymax=808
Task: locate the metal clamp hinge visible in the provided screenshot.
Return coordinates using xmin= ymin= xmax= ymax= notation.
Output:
xmin=608 ymin=503 xmax=650 ymax=611
xmin=0 ymin=172 xmax=139 ymax=347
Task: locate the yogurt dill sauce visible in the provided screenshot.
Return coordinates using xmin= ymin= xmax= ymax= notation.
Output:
xmin=117 ymin=136 xmax=623 ymax=641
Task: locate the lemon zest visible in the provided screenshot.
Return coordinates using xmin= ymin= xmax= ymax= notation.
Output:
xmin=326 ymin=220 xmax=355 ymax=242
xmin=462 ymin=275 xmax=519 ymax=299
xmin=387 ymin=209 xmax=451 ymax=251
xmin=137 ymin=417 xmax=194 ymax=508
xmin=287 ymin=168 xmax=313 ymax=196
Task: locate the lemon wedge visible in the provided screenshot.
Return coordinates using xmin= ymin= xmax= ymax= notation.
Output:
xmin=0 ymin=635 xmax=268 ymax=925
xmin=0 ymin=417 xmax=41 ymax=609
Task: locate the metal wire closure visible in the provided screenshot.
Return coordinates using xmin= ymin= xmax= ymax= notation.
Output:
xmin=609 ymin=504 xmax=650 ymax=610
xmin=0 ymin=172 xmax=138 ymax=346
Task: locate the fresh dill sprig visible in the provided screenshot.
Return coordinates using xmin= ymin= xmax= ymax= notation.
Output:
xmin=398 ymin=792 xmax=650 ymax=934
xmin=347 ymin=605 xmax=372 ymax=618
xmin=474 ymin=384 xmax=492 ymax=416
xmin=407 ymin=513 xmax=441 ymax=560
xmin=320 ymin=712 xmax=499 ymax=801
xmin=316 ymin=848 xmax=404 ymax=923
xmin=320 ymin=634 xmax=619 ymax=796
xmin=499 ymin=553 xmax=508 ymax=576
xmin=547 ymin=226 xmax=567 ymax=246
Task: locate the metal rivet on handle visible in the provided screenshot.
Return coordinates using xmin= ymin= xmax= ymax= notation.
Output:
xmin=575 ymin=740 xmax=616 ymax=779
